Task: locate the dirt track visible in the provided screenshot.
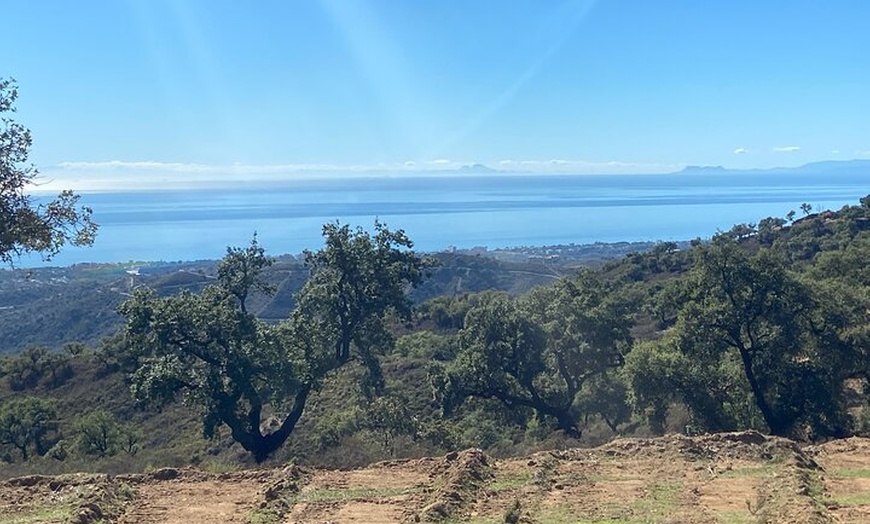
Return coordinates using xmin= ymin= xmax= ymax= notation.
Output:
xmin=1 ymin=432 xmax=869 ymax=523
xmin=115 ymin=469 xmax=273 ymax=524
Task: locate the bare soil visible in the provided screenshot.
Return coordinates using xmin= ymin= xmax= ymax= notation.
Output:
xmin=1 ymin=432 xmax=868 ymax=523
xmin=807 ymin=437 xmax=870 ymax=524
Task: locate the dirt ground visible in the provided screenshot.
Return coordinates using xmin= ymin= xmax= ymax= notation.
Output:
xmin=1 ymin=432 xmax=868 ymax=523
xmin=807 ymin=437 xmax=870 ymax=524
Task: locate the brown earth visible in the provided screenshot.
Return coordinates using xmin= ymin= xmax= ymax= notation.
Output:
xmin=1 ymin=432 xmax=868 ymax=524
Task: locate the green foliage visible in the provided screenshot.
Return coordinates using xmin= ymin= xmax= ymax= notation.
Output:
xmin=1 ymin=345 xmax=72 ymax=391
xmin=624 ymin=337 xmax=686 ymax=433
xmin=296 ymin=222 xmax=433 ymax=377
xmin=217 ymin=236 xmax=277 ymax=313
xmin=2 ymin=346 xmax=48 ymax=390
xmin=757 ymin=216 xmax=787 ymax=246
xmin=71 ymin=409 xmax=139 ymax=458
xmin=395 ymin=331 xmax=458 ymax=361
xmin=0 ymin=249 xmax=567 ymax=356
xmin=576 ymin=372 xmax=632 ymax=433
xmin=118 ymin=244 xmax=305 ymax=462
xmin=633 ymin=234 xmax=855 ymax=437
xmin=625 ymin=335 xmax=758 ymax=433
xmin=417 ymin=293 xmax=485 ymax=331
xmin=1 ymin=194 xmax=869 ymax=475
xmin=356 ymin=395 xmax=419 ymax=453
xmin=119 ymin=222 xmax=430 ymax=462
xmin=0 ymin=78 xmax=97 ymax=263
xmin=434 ymin=271 xmax=633 ymax=437
xmin=0 ymin=396 xmax=58 ymax=461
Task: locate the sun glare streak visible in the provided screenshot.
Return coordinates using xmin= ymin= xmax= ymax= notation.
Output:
xmin=166 ymin=2 xmax=236 ymax=154
xmin=431 ymin=0 xmax=599 ymax=159
xmin=126 ymin=1 xmax=234 ymax=163
xmin=317 ymin=0 xmax=441 ymax=158
xmin=126 ymin=1 xmax=180 ymax=122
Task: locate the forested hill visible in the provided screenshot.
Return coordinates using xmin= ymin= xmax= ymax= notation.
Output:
xmin=0 ymin=240 xmax=672 ymax=354
xmin=0 ymin=196 xmax=867 ymax=478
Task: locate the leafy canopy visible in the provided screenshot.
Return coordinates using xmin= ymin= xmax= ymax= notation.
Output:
xmin=434 ymin=271 xmax=633 ymax=437
xmin=0 ymin=78 xmax=97 ymax=263
xmin=629 ymin=234 xmax=855 ymax=437
xmin=0 ymin=396 xmax=58 ymax=461
xmin=119 ymin=224 xmax=431 ymax=462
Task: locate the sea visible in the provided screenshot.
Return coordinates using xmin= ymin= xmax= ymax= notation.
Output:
xmin=22 ymin=170 xmax=870 ymax=267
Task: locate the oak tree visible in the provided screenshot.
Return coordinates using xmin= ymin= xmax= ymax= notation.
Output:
xmin=0 ymin=78 xmax=96 ymax=263
xmin=434 ymin=271 xmax=633 ymax=437
xmin=669 ymin=236 xmax=850 ymax=436
xmin=119 ymin=224 xmax=429 ymax=462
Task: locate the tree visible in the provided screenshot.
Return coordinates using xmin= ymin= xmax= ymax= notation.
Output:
xmin=72 ymin=409 xmax=139 ymax=457
xmin=295 ymin=221 xmax=432 ymax=393
xmin=0 ymin=78 xmax=97 ymax=263
xmin=806 ymin=238 xmax=870 ymax=385
xmin=725 ymin=222 xmax=757 ymax=241
xmin=0 ymin=396 xmax=58 ymax=461
xmin=1 ymin=345 xmax=68 ymax=390
xmin=434 ymin=271 xmax=633 ymax=437
xmin=119 ymin=225 xmax=429 ymax=462
xmin=357 ymin=395 xmax=419 ymax=453
xmin=670 ymin=235 xmax=849 ymax=437
xmin=625 ymin=334 xmax=755 ymax=434
xmin=757 ymin=216 xmax=787 ymax=246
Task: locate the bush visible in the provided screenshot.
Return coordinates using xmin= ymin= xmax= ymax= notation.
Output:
xmin=72 ymin=410 xmax=140 ymax=458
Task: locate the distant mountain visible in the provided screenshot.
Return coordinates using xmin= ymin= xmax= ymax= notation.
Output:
xmin=770 ymin=159 xmax=870 ymax=175
xmin=678 ymin=165 xmax=729 ymax=175
xmin=676 ymin=159 xmax=870 ymax=176
xmin=458 ymin=163 xmax=499 ymax=173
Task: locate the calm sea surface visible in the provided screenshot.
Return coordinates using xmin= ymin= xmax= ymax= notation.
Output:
xmin=25 ymin=172 xmax=869 ymax=266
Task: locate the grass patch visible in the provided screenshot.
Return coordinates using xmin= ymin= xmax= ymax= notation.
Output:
xmin=201 ymin=460 xmax=240 ymax=474
xmin=714 ymin=510 xmax=753 ymax=524
xmin=246 ymin=507 xmax=282 ymax=524
xmin=0 ymin=507 xmax=73 ymax=524
xmin=631 ymin=480 xmax=681 ymax=516
xmin=487 ymin=471 xmax=533 ymax=492
xmin=527 ymin=481 xmax=682 ymax=524
xmin=829 ymin=493 xmax=870 ymax=507
xmin=832 ymin=468 xmax=870 ymax=479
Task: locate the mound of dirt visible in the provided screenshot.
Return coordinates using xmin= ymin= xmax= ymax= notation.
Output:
xmin=3 ymin=433 xmax=870 ymax=523
xmin=412 ymin=449 xmax=493 ymax=522
xmin=0 ymin=472 xmax=134 ymax=524
xmin=591 ymin=430 xmax=810 ymax=462
xmin=806 ymin=435 xmax=870 ymax=457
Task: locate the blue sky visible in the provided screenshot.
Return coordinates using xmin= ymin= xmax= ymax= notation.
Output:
xmin=3 ymin=1 xmax=869 ymax=189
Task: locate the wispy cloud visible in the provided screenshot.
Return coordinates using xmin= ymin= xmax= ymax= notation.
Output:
xmin=56 ymin=160 xmax=377 ymax=174
xmin=772 ymin=146 xmax=801 ymax=152
xmin=733 ymin=148 xmax=748 ymax=154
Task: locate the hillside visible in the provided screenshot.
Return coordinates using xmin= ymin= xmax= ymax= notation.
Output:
xmin=0 ymin=195 xmax=867 ymax=504
xmin=0 ymin=249 xmax=602 ymax=354
xmin=1 ymin=432 xmax=868 ymax=523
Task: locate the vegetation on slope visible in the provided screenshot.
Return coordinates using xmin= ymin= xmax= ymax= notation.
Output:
xmin=0 ymin=196 xmax=868 ymax=476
